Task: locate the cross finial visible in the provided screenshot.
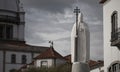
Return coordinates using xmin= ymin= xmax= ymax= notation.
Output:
xmin=74 ymin=6 xmax=80 ymax=15
xmin=49 ymin=41 xmax=53 ymax=48
xmin=74 ymin=6 xmax=80 ymax=35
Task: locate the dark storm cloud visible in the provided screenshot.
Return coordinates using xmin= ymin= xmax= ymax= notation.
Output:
xmin=21 ymin=0 xmax=74 ymax=13
xmin=21 ymin=0 xmax=103 ymax=59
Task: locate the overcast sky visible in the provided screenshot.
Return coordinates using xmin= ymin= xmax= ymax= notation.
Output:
xmin=21 ymin=0 xmax=103 ymax=60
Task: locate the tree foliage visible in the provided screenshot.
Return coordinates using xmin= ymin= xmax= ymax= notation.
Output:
xmin=23 ymin=63 xmax=72 ymax=72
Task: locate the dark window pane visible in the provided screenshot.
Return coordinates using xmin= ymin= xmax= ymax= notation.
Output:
xmin=111 ymin=11 xmax=118 ymax=41
xmin=6 ymin=25 xmax=13 ymax=39
xmin=111 ymin=12 xmax=118 ymax=33
xmin=41 ymin=61 xmax=48 ymax=67
xmin=11 ymin=54 xmax=16 ymax=63
xmin=0 ymin=24 xmax=4 ymax=38
xmin=22 ymin=55 xmax=27 ymax=64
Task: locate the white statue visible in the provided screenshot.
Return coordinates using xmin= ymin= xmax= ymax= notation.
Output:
xmin=71 ymin=7 xmax=90 ymax=72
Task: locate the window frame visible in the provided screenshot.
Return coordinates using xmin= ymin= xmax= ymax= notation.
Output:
xmin=11 ymin=54 xmax=16 ymax=64
xmin=0 ymin=24 xmax=13 ymax=39
xmin=111 ymin=11 xmax=118 ymax=41
xmin=41 ymin=61 xmax=48 ymax=67
xmin=21 ymin=55 xmax=27 ymax=64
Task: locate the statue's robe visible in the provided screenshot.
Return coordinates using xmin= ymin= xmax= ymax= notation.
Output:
xmin=71 ymin=13 xmax=90 ymax=63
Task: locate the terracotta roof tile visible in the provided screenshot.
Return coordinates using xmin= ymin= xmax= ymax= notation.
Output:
xmin=34 ymin=48 xmax=64 ymax=59
xmin=63 ymin=55 xmax=103 ymax=70
xmin=100 ymin=0 xmax=107 ymax=3
xmin=64 ymin=55 xmax=71 ymax=63
xmin=88 ymin=60 xmax=104 ymax=70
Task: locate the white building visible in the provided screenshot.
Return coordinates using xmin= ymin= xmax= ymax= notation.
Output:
xmin=100 ymin=0 xmax=120 ymax=72
xmin=34 ymin=48 xmax=66 ymax=68
xmin=0 ymin=0 xmax=49 ymax=72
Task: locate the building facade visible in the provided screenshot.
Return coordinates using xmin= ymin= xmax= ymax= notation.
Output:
xmin=34 ymin=48 xmax=66 ymax=68
xmin=0 ymin=0 xmax=49 ymax=72
xmin=100 ymin=0 xmax=120 ymax=72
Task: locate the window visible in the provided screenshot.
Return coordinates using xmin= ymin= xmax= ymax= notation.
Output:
xmin=22 ymin=55 xmax=27 ymax=64
xmin=0 ymin=24 xmax=13 ymax=39
xmin=11 ymin=54 xmax=16 ymax=63
xmin=108 ymin=62 xmax=120 ymax=72
xmin=41 ymin=61 xmax=48 ymax=67
xmin=0 ymin=24 xmax=4 ymax=38
xmin=111 ymin=11 xmax=118 ymax=41
xmin=6 ymin=25 xmax=13 ymax=39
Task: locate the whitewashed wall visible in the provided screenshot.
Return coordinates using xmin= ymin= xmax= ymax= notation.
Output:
xmin=5 ymin=64 xmax=23 ymax=72
xmin=5 ymin=51 xmax=32 ymax=72
xmin=103 ymin=0 xmax=120 ymax=72
xmin=35 ymin=58 xmax=66 ymax=68
xmin=0 ymin=51 xmax=3 ymax=72
xmin=6 ymin=51 xmax=32 ymax=64
xmin=56 ymin=59 xmax=66 ymax=66
xmin=18 ymin=24 xmax=25 ymax=41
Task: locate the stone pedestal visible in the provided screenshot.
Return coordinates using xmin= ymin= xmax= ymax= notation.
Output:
xmin=72 ymin=62 xmax=90 ymax=72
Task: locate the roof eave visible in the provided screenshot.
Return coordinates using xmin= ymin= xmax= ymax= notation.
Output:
xmin=99 ymin=0 xmax=107 ymax=4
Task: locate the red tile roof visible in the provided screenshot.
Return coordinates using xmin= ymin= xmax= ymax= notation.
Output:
xmin=63 ymin=55 xmax=103 ymax=70
xmin=64 ymin=55 xmax=71 ymax=63
xmin=88 ymin=60 xmax=104 ymax=70
xmin=34 ymin=48 xmax=64 ymax=59
xmin=100 ymin=0 xmax=107 ymax=3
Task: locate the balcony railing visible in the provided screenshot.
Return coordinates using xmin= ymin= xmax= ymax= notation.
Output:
xmin=111 ymin=28 xmax=120 ymax=48
xmin=0 ymin=15 xmax=19 ymax=23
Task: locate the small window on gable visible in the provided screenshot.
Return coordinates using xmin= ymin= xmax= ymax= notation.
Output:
xmin=41 ymin=61 xmax=48 ymax=67
xmin=11 ymin=54 xmax=16 ymax=64
xmin=22 ymin=55 xmax=27 ymax=64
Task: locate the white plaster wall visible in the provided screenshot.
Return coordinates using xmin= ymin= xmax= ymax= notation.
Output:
xmin=6 ymin=51 xmax=32 ymax=64
xmin=18 ymin=24 xmax=25 ymax=41
xmin=5 ymin=64 xmax=23 ymax=72
xmin=5 ymin=51 xmax=32 ymax=72
xmin=90 ymin=68 xmax=100 ymax=72
xmin=13 ymin=24 xmax=18 ymax=40
xmin=0 ymin=51 xmax=3 ymax=72
xmin=56 ymin=59 xmax=66 ymax=66
xmin=103 ymin=0 xmax=120 ymax=72
xmin=20 ymin=13 xmax=25 ymax=22
xmin=35 ymin=59 xmax=54 ymax=67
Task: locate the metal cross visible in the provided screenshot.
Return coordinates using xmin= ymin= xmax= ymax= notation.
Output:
xmin=74 ymin=6 xmax=80 ymax=32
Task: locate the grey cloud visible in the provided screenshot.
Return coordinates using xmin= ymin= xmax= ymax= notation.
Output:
xmin=22 ymin=0 xmax=103 ymax=60
xmin=21 ymin=0 xmax=74 ymax=13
